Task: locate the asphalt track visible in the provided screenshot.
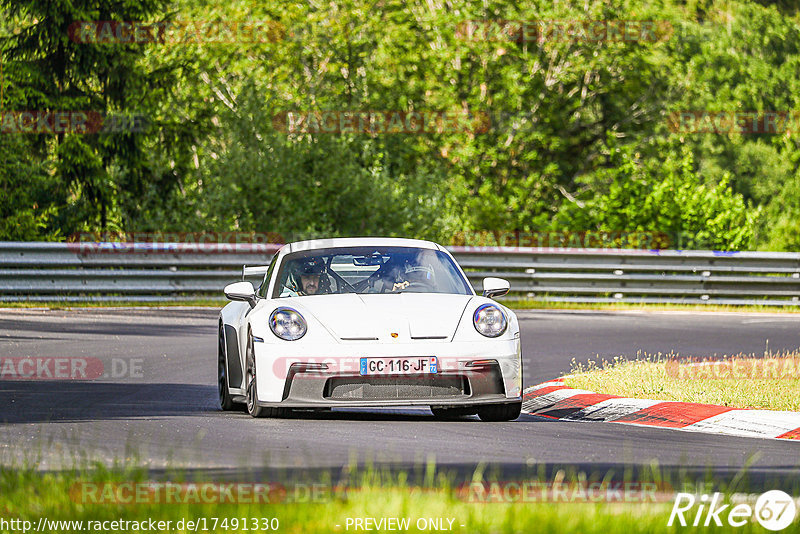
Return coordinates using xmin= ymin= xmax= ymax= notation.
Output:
xmin=2 ymin=307 xmax=800 ymax=489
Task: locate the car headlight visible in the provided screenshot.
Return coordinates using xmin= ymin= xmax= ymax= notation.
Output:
xmin=473 ymin=303 xmax=507 ymax=338
xmin=269 ymin=307 xmax=307 ymax=341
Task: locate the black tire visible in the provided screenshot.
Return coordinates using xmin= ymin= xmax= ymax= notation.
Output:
xmin=430 ymin=406 xmax=477 ymax=419
xmin=218 ymin=326 xmax=237 ymax=411
xmin=477 ymin=402 xmax=522 ymax=422
xmin=245 ymin=330 xmax=289 ymax=418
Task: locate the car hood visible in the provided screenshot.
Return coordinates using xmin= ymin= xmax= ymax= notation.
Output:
xmin=287 ymin=293 xmax=474 ymax=342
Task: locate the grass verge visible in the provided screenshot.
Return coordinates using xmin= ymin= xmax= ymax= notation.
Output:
xmin=2 ymin=299 xmax=800 ymax=313
xmin=0 ymin=465 xmax=788 ymax=534
xmin=0 ymin=299 xmax=228 ymax=309
xmin=564 ymin=351 xmax=800 ymax=411
xmin=502 ymin=299 xmax=800 ymax=313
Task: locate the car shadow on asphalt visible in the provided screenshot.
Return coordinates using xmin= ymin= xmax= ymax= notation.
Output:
xmin=0 ymin=381 xmax=215 ymax=423
xmin=0 ymin=317 xmax=211 ymax=339
xmin=0 ymin=379 xmax=561 ymax=424
xmin=240 ymin=408 xmax=556 ymax=423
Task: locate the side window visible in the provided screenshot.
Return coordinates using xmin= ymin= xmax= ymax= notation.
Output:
xmin=258 ymin=254 xmax=279 ymax=298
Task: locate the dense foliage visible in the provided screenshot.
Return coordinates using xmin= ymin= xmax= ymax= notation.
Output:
xmin=1 ymin=0 xmax=798 ymax=250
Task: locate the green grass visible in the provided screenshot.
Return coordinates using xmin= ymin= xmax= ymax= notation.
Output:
xmin=0 ymin=299 xmax=228 ymax=309
xmin=502 ymin=299 xmax=800 ymax=313
xmin=3 ymin=298 xmax=800 ymax=314
xmin=564 ymin=351 xmax=800 ymax=411
xmin=0 ymin=464 xmax=788 ymax=534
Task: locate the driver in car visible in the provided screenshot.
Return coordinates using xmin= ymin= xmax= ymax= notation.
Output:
xmin=386 ymin=260 xmax=434 ymax=292
xmin=301 ymin=272 xmax=320 ymax=295
xmin=288 ymin=258 xmax=327 ymax=296
xmin=300 ymin=260 xmax=325 ymax=295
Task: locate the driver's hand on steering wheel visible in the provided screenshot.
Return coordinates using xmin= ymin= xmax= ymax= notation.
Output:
xmin=392 ymin=280 xmax=410 ymax=292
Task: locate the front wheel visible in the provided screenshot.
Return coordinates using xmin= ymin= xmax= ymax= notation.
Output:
xmin=477 ymin=402 xmax=522 ymax=422
xmin=245 ymin=331 xmax=289 ymax=418
xmin=218 ymin=326 xmax=237 ymax=411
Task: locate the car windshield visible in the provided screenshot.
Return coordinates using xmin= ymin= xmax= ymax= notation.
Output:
xmin=272 ymin=246 xmax=473 ymax=297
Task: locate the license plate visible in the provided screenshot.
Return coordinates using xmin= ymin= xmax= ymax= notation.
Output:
xmin=359 ymin=357 xmax=438 ymax=376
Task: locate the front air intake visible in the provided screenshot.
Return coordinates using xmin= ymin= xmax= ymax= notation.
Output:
xmin=324 ymin=375 xmax=469 ymax=400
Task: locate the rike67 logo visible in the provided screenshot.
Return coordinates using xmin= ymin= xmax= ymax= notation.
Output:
xmin=669 ymin=491 xmax=797 ymax=531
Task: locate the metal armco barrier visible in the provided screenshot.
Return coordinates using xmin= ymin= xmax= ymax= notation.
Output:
xmin=2 ymin=242 xmax=800 ymax=305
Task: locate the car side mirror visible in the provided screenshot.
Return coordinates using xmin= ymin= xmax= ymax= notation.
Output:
xmin=482 ymin=277 xmax=510 ymax=299
xmin=224 ymin=281 xmax=257 ymax=308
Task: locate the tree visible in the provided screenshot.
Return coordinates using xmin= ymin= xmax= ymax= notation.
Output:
xmin=554 ymin=136 xmax=758 ymax=250
xmin=0 ymin=0 xmax=206 ymax=237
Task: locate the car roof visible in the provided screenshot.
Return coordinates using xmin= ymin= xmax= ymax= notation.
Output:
xmin=283 ymin=237 xmax=442 ymax=254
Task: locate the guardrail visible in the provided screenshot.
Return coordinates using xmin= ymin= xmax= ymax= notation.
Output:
xmin=2 ymin=242 xmax=800 ymax=305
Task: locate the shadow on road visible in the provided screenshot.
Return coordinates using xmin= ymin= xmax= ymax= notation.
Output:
xmin=0 ymin=381 xmax=214 ymax=423
xmin=0 ymin=379 xmax=559 ymax=425
xmin=0 ymin=316 xmax=212 ymax=339
xmin=257 ymin=409 xmax=556 ymax=423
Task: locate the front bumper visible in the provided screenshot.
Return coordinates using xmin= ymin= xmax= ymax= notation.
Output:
xmin=253 ymin=338 xmax=522 ymax=407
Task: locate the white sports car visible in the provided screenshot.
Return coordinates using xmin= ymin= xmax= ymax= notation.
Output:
xmin=218 ymin=237 xmax=522 ymax=421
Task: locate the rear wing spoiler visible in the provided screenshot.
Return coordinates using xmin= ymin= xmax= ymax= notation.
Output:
xmin=242 ymin=265 xmax=271 ymax=281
